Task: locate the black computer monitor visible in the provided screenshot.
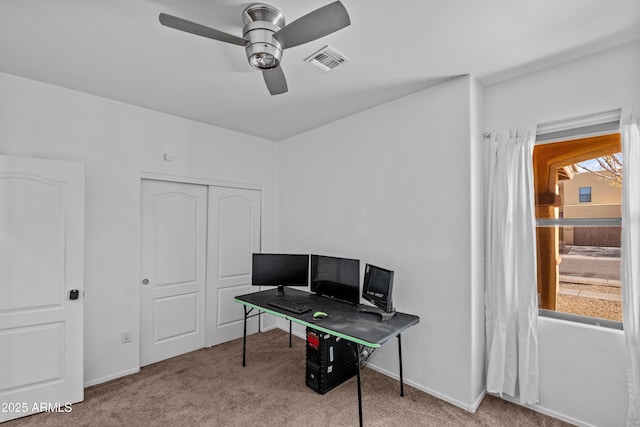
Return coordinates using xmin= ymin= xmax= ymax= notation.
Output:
xmin=252 ymin=253 xmax=309 ymax=296
xmin=310 ymin=255 xmax=360 ymax=305
xmin=361 ymin=264 xmax=394 ymax=313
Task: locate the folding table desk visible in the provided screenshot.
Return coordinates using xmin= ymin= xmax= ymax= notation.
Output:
xmin=234 ymin=288 xmax=420 ymax=427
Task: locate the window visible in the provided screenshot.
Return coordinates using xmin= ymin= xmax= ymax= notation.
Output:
xmin=579 ymin=186 xmax=592 ymax=202
xmin=533 ymin=133 xmax=622 ymax=326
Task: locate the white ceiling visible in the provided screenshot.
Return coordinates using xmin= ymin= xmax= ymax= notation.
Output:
xmin=1 ymin=1 xmax=639 ymax=141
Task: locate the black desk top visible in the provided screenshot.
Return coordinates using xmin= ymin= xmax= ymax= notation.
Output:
xmin=234 ymin=288 xmax=420 ymax=348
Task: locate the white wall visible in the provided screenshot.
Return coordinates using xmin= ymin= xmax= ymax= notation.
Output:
xmin=278 ymin=76 xmax=486 ymax=410
xmin=484 ymin=40 xmax=640 ymax=426
xmin=0 ymin=72 xmax=279 ymax=386
xmin=485 ymin=41 xmax=640 ymax=131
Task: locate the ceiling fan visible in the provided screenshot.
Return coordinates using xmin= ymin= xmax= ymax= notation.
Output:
xmin=159 ymin=1 xmax=351 ymax=96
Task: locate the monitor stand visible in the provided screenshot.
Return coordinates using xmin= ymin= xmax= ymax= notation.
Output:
xmin=356 ymin=305 xmax=396 ymax=322
xmin=276 ymin=285 xmax=285 ymax=297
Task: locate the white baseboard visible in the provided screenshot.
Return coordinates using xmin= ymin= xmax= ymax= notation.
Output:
xmin=84 ymin=367 xmax=139 ymax=388
xmin=367 ymin=363 xmax=485 ymax=412
xmin=495 ymin=393 xmax=592 ymax=427
xmin=469 ymin=389 xmax=486 ymax=413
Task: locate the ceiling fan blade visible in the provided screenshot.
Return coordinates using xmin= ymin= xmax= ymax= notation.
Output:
xmin=273 ymin=1 xmax=350 ymax=49
xmin=159 ymin=13 xmax=246 ymax=46
xmin=262 ymin=67 xmax=288 ymax=95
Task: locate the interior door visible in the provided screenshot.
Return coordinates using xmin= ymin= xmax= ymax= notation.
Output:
xmin=206 ymin=186 xmax=261 ymax=347
xmin=140 ymin=180 xmax=208 ymax=366
xmin=0 ymin=155 xmax=84 ymax=423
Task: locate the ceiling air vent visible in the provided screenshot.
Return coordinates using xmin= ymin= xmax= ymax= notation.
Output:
xmin=304 ymin=45 xmax=349 ymax=71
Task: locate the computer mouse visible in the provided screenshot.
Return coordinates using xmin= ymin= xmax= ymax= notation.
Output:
xmin=313 ymin=311 xmax=329 ymax=319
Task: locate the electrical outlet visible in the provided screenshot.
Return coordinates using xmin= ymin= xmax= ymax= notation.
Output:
xmin=122 ymin=330 xmax=132 ymax=343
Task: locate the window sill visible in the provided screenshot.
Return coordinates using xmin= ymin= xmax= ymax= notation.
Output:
xmin=539 ymin=308 xmax=623 ymax=330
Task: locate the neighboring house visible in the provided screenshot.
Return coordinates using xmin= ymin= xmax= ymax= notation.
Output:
xmin=559 ymin=169 xmax=622 ymax=247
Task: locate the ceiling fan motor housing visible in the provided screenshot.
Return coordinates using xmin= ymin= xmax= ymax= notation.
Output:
xmin=242 ymin=4 xmax=285 ymax=70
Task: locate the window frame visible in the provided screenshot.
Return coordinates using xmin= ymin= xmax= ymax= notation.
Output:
xmin=533 ymin=131 xmax=623 ymax=329
xmin=539 ymin=308 xmax=622 ymax=330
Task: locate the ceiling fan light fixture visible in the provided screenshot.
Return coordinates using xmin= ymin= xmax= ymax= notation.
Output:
xmin=242 ymin=4 xmax=285 ymax=70
xmin=244 ymin=31 xmax=282 ymax=69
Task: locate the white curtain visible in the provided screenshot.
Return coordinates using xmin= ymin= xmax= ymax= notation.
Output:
xmin=485 ymin=128 xmax=539 ymax=404
xmin=622 ymin=108 xmax=640 ymax=426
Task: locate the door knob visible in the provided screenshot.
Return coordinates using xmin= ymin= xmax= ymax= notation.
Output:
xmin=141 ymin=279 xmax=149 ymax=285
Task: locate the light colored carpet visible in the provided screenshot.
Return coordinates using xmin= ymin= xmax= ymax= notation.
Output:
xmin=5 ymin=329 xmax=572 ymax=426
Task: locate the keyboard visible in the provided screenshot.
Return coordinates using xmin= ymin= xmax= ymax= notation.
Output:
xmin=268 ymin=300 xmax=312 ymax=314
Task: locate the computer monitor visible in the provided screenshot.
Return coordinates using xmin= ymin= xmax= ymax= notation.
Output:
xmin=252 ymin=253 xmax=309 ymax=296
xmin=361 ymin=264 xmax=394 ymax=313
xmin=310 ymin=255 xmax=360 ymax=305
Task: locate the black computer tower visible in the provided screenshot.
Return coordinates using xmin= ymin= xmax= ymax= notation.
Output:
xmin=305 ymin=327 xmax=357 ymax=394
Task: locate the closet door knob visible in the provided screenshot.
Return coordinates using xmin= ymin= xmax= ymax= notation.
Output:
xmin=141 ymin=278 xmax=149 ymax=285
